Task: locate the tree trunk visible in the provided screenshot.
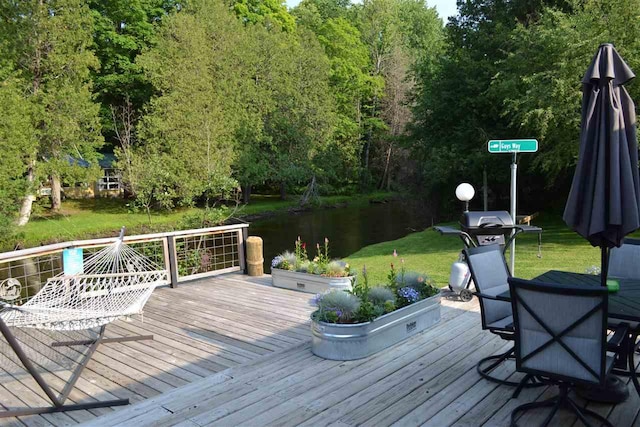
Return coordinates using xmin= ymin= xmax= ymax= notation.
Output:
xmin=16 ymin=160 xmax=36 ymax=227
xmin=386 ymin=168 xmax=392 ymax=191
xmin=379 ymin=144 xmax=392 ymax=190
xmin=280 ymin=182 xmax=286 ymax=200
xmin=51 ymin=175 xmax=62 ymax=211
xmin=17 ymin=195 xmax=36 ymax=227
xmin=242 ymin=184 xmax=252 ymax=204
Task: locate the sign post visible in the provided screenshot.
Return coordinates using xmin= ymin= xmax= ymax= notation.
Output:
xmin=487 ymin=139 xmax=538 ymax=274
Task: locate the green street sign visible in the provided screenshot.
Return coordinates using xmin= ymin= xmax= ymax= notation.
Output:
xmin=487 ymin=139 xmax=538 ymax=153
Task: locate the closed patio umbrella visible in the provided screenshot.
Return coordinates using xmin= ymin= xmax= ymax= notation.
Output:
xmin=563 ymin=43 xmax=640 ymax=287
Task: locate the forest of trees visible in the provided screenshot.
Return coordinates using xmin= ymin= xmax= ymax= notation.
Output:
xmin=1 ymin=0 xmax=639 ymax=235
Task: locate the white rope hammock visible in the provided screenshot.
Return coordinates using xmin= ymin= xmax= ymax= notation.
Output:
xmin=0 ymin=236 xmax=169 ymax=331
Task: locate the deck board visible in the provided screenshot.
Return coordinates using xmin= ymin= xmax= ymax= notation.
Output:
xmin=0 ymin=273 xmax=637 ymax=426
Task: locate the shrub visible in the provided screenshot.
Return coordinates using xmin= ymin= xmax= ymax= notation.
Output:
xmin=368 ymin=286 xmax=396 ymax=306
xmin=297 ymin=260 xmax=313 ymax=273
xmin=313 ymin=290 xmax=361 ymax=323
xmin=272 ymin=250 xmax=298 ymax=270
xmin=398 ymin=271 xmax=439 ymax=299
xmin=325 ymin=260 xmax=348 ymax=277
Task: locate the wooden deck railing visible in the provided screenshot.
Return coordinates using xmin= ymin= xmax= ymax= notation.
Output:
xmin=0 ymin=224 xmax=249 ymax=306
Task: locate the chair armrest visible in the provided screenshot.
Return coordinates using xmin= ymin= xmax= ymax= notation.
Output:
xmin=606 ymin=323 xmax=629 ymax=352
xmin=433 ymin=226 xmax=461 ymax=235
xmin=474 ymin=292 xmax=510 ymax=302
xmin=513 ymin=225 xmax=542 ymax=233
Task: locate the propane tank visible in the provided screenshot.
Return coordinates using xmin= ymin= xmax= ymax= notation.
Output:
xmin=449 ymin=260 xmax=471 ymax=292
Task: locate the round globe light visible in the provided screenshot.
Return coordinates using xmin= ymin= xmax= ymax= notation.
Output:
xmin=455 ymin=183 xmax=475 ymax=202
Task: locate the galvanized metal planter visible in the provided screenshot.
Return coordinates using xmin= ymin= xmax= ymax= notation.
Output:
xmin=311 ymin=294 xmax=441 ymax=360
xmin=271 ymin=268 xmax=353 ymax=294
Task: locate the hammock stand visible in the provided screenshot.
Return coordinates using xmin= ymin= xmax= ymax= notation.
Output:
xmin=0 ymin=228 xmax=169 ymax=417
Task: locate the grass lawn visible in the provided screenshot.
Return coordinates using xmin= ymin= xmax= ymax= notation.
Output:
xmin=15 ymin=192 xmax=395 ymax=249
xmin=345 ymin=211 xmax=606 ymax=287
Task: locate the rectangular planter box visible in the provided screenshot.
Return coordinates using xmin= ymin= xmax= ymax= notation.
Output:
xmin=311 ymin=294 xmax=441 ymax=360
xmin=271 ymin=268 xmax=354 ymax=294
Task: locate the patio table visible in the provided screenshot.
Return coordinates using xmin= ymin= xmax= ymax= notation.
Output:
xmin=497 ymin=270 xmax=640 ymax=397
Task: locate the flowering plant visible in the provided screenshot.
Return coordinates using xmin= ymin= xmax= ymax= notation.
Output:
xmin=272 ymin=237 xmax=351 ymax=277
xmin=312 ymin=252 xmax=439 ymax=324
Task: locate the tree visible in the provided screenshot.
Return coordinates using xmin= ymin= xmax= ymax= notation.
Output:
xmin=256 ymin=26 xmax=336 ymax=199
xmin=315 ymin=17 xmax=381 ymax=187
xmin=493 ymin=0 xmax=640 ymax=183
xmin=1 ymin=0 xmax=104 ymax=217
xmin=230 ymin=0 xmax=296 ymax=32
xmin=133 ymin=0 xmax=241 ymax=210
xmin=89 ymin=0 xmax=179 ymax=133
xmin=0 ymin=73 xmax=38 ymax=235
xmin=408 ymin=0 xmax=569 ymax=214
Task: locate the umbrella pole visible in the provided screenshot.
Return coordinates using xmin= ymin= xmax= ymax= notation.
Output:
xmin=601 ymin=247 xmax=609 ymax=287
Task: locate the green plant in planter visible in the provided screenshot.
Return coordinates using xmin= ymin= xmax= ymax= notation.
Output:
xmin=398 ymin=271 xmax=439 ymax=299
xmin=312 ymin=290 xmax=361 ymax=323
xmin=272 ymin=237 xmax=352 ymax=277
xmin=312 ymin=254 xmax=438 ymax=324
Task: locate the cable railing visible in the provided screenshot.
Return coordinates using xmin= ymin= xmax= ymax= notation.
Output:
xmin=0 ymin=224 xmax=249 ymax=306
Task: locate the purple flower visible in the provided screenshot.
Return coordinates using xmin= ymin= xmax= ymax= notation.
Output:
xmin=311 ymin=294 xmax=323 ymax=306
xmin=335 ymin=309 xmax=343 ymax=318
xmin=271 ymin=255 xmax=284 ymax=268
xmin=398 ymin=287 xmax=420 ymax=303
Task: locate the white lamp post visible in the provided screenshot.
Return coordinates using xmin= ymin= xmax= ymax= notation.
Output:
xmin=455 ymin=183 xmax=475 ymax=212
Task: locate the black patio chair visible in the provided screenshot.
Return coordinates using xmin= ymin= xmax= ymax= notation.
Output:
xmin=608 ymin=237 xmax=640 ymax=280
xmin=463 ymin=245 xmax=535 ymax=387
xmin=508 ymin=277 xmax=628 ymax=427
xmin=608 ymin=238 xmax=640 ymax=387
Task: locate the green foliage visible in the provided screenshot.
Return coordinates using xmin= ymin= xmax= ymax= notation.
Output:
xmin=272 ymin=236 xmax=351 ymax=276
xmin=231 ymin=0 xmax=296 ymax=32
xmin=399 ymin=271 xmax=439 ymax=299
xmin=351 ymin=264 xmax=371 ymax=299
xmin=313 ymin=289 xmax=361 ymax=323
xmin=387 ymin=262 xmax=398 ymax=291
xmin=367 ymin=286 xmax=396 ymax=306
xmin=0 ymin=0 xmax=105 ymax=214
xmin=89 ymin=0 xmax=179 ymax=120
xmin=353 ymin=300 xmax=384 ymax=323
xmin=409 ymin=0 xmax=640 ymax=213
xmin=0 ymin=73 xmax=37 ymax=238
xmin=134 ymin=0 xmax=240 ymax=210
xmin=178 ymin=207 xmax=230 ymax=229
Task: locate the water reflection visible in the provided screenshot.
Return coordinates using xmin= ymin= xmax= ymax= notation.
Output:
xmin=249 ymin=200 xmax=433 ymax=272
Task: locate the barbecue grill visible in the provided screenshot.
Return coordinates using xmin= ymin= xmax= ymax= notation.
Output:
xmin=434 ymin=210 xmax=542 ymax=301
xmin=436 ymin=210 xmax=542 ymax=251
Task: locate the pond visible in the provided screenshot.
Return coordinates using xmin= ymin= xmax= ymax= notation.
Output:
xmin=248 ymin=199 xmax=434 ymax=272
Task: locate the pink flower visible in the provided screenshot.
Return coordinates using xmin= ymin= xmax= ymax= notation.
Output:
xmin=393 ymin=249 xmax=398 ymax=257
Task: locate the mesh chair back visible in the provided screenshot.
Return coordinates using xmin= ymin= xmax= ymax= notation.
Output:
xmin=609 ymin=237 xmax=640 ymax=279
xmin=464 ymin=245 xmax=511 ymax=329
xmin=508 ymin=278 xmax=608 ymax=385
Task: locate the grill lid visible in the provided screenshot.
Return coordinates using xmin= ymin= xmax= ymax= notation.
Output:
xmin=461 ymin=210 xmax=514 ymax=229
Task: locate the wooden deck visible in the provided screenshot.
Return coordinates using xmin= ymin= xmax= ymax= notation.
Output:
xmin=1 ymin=274 xmax=638 ymax=426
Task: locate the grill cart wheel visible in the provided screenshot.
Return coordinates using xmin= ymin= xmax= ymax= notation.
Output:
xmin=459 ymin=289 xmax=473 ymax=302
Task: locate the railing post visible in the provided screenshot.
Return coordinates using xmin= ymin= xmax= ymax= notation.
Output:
xmin=239 ymin=227 xmax=248 ymax=274
xmin=166 ymin=236 xmax=179 ymax=288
